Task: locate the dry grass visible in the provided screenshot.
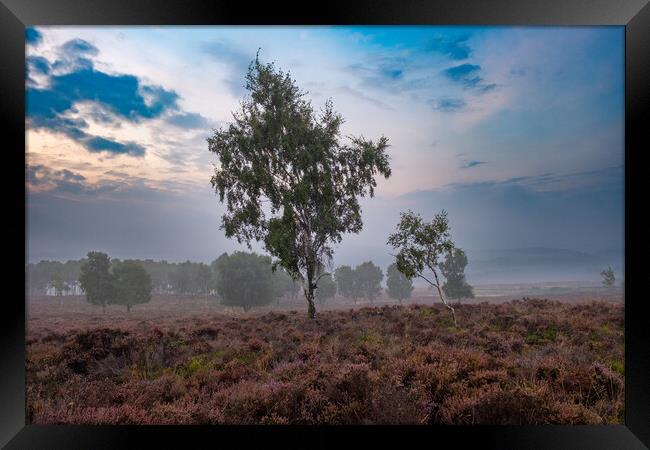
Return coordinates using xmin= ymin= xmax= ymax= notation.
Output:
xmin=26 ymin=297 xmax=624 ymax=425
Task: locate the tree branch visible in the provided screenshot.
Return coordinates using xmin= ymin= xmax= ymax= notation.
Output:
xmin=417 ymin=273 xmax=438 ymax=288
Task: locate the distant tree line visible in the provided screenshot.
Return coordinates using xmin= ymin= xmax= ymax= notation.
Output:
xmin=27 ymin=250 xmax=475 ymax=314
xmin=27 ymin=257 xmax=236 ymax=297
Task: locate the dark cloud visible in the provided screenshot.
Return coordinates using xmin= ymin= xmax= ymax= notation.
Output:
xmin=428 ymin=97 xmax=466 ymax=112
xmin=397 ymin=171 xmax=623 ymax=257
xmin=26 ymin=27 xmax=42 ymax=46
xmin=27 ymin=90 xmax=145 ymax=157
xmin=442 ymin=63 xmax=497 ymax=92
xmin=26 ymin=38 xmax=181 ymax=157
xmin=380 ymin=67 xmax=403 ymax=80
xmin=462 ymin=160 xmax=486 ymax=169
xmin=444 ymin=63 xmax=480 ymax=80
xmin=85 ymin=137 xmax=145 ymax=156
xmin=27 ymin=164 xmax=120 ymax=196
xmin=497 ymin=165 xmax=624 ymax=191
xmin=427 ymin=35 xmax=472 ymax=60
xmin=60 ymin=38 xmax=99 ymax=57
xmin=27 ymin=56 xmax=50 ymax=75
xmin=37 ymin=67 xmax=179 ymax=121
xmin=167 ymin=112 xmax=210 ymax=129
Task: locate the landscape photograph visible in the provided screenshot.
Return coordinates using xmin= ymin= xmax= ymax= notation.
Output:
xmin=25 ymin=25 xmax=624 ymax=425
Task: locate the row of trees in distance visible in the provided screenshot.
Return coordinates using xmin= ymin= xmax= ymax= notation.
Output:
xmin=33 ymin=249 xmax=475 ymax=313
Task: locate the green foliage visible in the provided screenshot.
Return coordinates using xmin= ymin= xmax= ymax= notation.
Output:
xmin=525 ymin=327 xmax=558 ymax=345
xmin=214 ymin=251 xmax=278 ymax=311
xmin=600 ymin=267 xmax=615 ymax=288
xmin=207 ymin=56 xmax=391 ymax=318
xmin=358 ymin=331 xmax=382 ymax=346
xmin=354 ymin=261 xmax=383 ymax=303
xmin=27 ymin=259 xmax=83 ymax=295
xmin=79 ymin=251 xmax=115 ymax=311
xmin=387 ymin=210 xmax=458 ymax=326
xmin=315 ymin=273 xmax=336 ymax=303
xmin=386 ymin=262 xmax=413 ymax=303
xmin=112 ymin=260 xmax=152 ymax=312
xmin=387 ymin=210 xmax=455 ymax=281
xmin=50 ymin=272 xmax=67 ymax=297
xmin=271 ymin=266 xmax=300 ymax=302
xmin=610 ymin=359 xmax=624 ymax=376
xmin=440 ymin=249 xmax=474 ymax=303
xmin=334 ymin=265 xmax=357 ymax=301
xmin=178 ymin=355 xmax=210 ymax=378
xmin=169 ymin=260 xmax=193 ymax=294
xmin=195 ymin=263 xmax=212 ymax=296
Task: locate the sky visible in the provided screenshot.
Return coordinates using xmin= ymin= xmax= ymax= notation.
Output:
xmin=25 ymin=26 xmax=625 ymax=281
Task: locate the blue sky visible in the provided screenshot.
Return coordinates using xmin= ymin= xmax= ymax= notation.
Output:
xmin=25 ymin=26 xmax=624 ymax=281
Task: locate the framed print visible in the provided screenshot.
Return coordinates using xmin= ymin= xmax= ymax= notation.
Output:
xmin=1 ymin=0 xmax=649 ymax=448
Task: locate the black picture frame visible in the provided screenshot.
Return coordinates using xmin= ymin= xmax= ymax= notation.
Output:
xmin=2 ymin=1 xmax=648 ymax=448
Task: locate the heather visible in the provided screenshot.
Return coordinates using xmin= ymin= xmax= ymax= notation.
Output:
xmin=26 ymin=296 xmax=623 ymax=425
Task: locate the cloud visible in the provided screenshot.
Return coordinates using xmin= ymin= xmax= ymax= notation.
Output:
xmin=442 ymin=63 xmax=497 ymax=92
xmin=429 ymin=97 xmax=466 ymax=112
xmin=427 ymin=35 xmax=472 ymax=60
xmin=202 ymin=41 xmax=256 ymax=95
xmin=395 ymin=171 xmax=623 ymax=255
xmin=346 ymin=55 xmax=409 ymax=91
xmin=26 ymin=27 xmax=42 ymax=46
xmin=38 ymin=68 xmax=179 ymax=121
xmin=85 ymin=137 xmax=145 ymax=156
xmin=203 ymin=41 xmax=253 ymax=71
xmin=462 ymin=160 xmax=486 ymax=169
xmin=27 ymin=56 xmax=50 ymax=75
xmin=497 ymin=165 xmax=623 ymax=192
xmin=444 ymin=63 xmax=480 ymax=81
xmin=336 ymin=85 xmax=394 ymax=110
xmin=166 ymin=112 xmax=210 ymax=129
xmin=26 ymin=38 xmax=182 ymax=156
xmin=60 ymin=38 xmax=99 ymax=57
xmin=27 ymin=164 xmax=120 ymax=196
xmin=446 ymin=165 xmax=623 ymax=193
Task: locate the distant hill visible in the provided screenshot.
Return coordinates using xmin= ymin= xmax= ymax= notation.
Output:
xmin=464 ymin=247 xmax=624 ymax=284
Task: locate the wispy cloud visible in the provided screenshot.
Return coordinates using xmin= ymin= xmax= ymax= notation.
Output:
xmin=442 ymin=63 xmax=497 ymax=92
xmin=427 ymin=34 xmax=472 ymax=60
xmin=166 ymin=112 xmax=211 ymax=129
xmin=462 ymin=160 xmax=486 ymax=169
xmin=345 ymin=55 xmax=410 ymax=92
xmin=202 ymin=40 xmax=257 ymax=96
xmin=428 ymin=97 xmax=466 ymax=112
xmin=336 ymin=85 xmax=394 ymax=110
xmin=498 ymin=165 xmax=624 ymax=192
xmin=27 ymin=164 xmax=120 ymax=196
xmin=446 ymin=165 xmax=623 ymax=193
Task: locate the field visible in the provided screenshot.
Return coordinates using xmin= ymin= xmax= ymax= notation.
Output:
xmin=26 ymin=293 xmax=624 ymax=425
